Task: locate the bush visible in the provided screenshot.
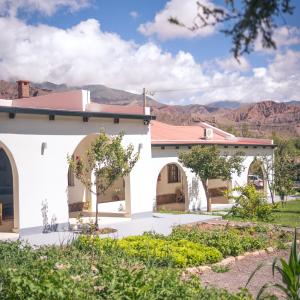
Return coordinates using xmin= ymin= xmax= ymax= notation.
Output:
xmin=170 ymin=226 xmax=267 ymax=257
xmin=117 ymin=235 xmax=222 ymax=267
xmin=0 ymin=240 xmax=251 ymax=300
xmin=226 ymin=184 xmax=274 ymax=221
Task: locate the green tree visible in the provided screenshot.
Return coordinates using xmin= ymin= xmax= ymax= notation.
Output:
xmin=169 ymin=0 xmax=295 ymax=58
xmin=274 ymin=138 xmax=297 ymax=204
xmin=255 ymin=155 xmax=275 ymax=205
xmin=179 ymin=145 xmax=244 ymax=212
xmin=68 ymin=131 xmax=139 ymax=229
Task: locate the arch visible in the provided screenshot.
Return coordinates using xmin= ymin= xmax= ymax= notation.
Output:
xmin=155 ymin=162 xmax=188 ymax=212
xmin=0 ymin=141 xmax=19 ymax=232
xmin=67 ymin=134 xmax=130 ymax=218
xmin=247 ymin=158 xmax=268 ymax=195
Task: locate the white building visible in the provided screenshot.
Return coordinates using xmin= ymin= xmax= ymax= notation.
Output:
xmin=0 ymin=81 xmax=274 ymax=235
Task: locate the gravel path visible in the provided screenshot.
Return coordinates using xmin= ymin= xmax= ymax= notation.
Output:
xmin=200 ymin=250 xmax=289 ymax=299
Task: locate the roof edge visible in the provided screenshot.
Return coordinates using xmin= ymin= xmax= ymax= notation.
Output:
xmin=151 ymin=142 xmax=275 ymax=148
xmin=0 ymin=106 xmax=156 ymax=120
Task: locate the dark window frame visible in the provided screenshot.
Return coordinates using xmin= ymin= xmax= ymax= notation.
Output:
xmin=167 ymin=164 xmax=181 ymax=183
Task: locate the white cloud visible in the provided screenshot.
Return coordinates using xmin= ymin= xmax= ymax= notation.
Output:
xmin=215 ymin=56 xmax=250 ymax=72
xmin=138 ymin=0 xmax=217 ymax=40
xmin=129 ymin=11 xmax=139 ymax=19
xmin=0 ymin=16 xmax=299 ymax=105
xmin=195 ymin=50 xmax=300 ymax=103
xmin=0 ymin=0 xmax=91 ymax=17
xmin=0 ymin=17 xmax=207 ymax=95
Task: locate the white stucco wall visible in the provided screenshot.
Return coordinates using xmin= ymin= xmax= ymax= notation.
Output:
xmin=151 ymin=145 xmax=274 ymax=211
xmin=0 ymin=108 xmax=275 ymax=233
xmin=0 ymin=112 xmax=152 ymax=233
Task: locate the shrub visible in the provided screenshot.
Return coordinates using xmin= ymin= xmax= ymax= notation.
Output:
xmin=170 ymin=226 xmax=267 ymax=257
xmin=76 ymin=235 xmax=223 ymax=267
xmin=118 ymin=236 xmax=223 ymax=267
xmin=226 ymin=184 xmax=274 ymax=221
xmin=0 ymin=240 xmax=251 ymax=300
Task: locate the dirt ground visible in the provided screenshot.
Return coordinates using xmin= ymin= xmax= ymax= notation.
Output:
xmin=200 ymin=249 xmax=289 ymax=299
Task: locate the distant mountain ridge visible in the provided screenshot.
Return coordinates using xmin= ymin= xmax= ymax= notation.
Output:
xmin=0 ymin=80 xmax=299 ymax=138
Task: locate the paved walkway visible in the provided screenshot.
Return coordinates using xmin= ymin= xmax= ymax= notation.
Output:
xmin=1 ymin=213 xmax=220 ymax=246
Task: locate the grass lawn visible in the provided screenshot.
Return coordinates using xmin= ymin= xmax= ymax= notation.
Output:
xmin=270 ymin=199 xmax=300 ymax=227
xmin=224 ymin=198 xmax=300 ymax=228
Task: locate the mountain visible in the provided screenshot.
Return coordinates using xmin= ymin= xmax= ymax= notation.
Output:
xmin=0 ymin=80 xmax=52 ymax=99
xmin=0 ymin=80 xmax=161 ymax=108
xmin=33 ymin=82 xmax=163 ymax=107
xmin=206 ymin=100 xmax=243 ymax=109
xmin=1 ymin=79 xmax=299 ymax=138
xmin=211 ymin=101 xmax=300 ymax=137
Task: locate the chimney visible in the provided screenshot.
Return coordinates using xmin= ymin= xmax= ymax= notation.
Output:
xmin=17 ymin=80 xmax=30 ymax=98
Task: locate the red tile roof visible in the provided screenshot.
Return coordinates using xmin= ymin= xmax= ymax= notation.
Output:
xmin=151 ymin=121 xmax=273 ymax=146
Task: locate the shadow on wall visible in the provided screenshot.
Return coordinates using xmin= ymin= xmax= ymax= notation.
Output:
xmin=189 ymin=177 xmax=201 ymax=211
xmin=41 ymin=199 xmax=58 ymax=233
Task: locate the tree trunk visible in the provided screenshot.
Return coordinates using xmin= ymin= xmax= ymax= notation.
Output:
xmin=202 ymin=179 xmax=211 ymax=212
xmin=95 ymin=194 xmax=99 ymax=230
xmin=267 ymin=179 xmax=275 ymax=205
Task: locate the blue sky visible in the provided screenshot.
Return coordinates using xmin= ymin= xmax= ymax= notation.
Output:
xmin=0 ymin=0 xmax=300 ymax=104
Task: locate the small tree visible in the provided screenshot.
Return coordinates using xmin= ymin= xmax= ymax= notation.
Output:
xmin=179 ymin=145 xmax=244 ymax=212
xmin=256 ymin=155 xmax=275 ymax=205
xmin=258 ymin=138 xmax=297 ymax=205
xmin=274 ymin=139 xmax=297 ymax=205
xmin=68 ymin=130 xmax=139 ymax=229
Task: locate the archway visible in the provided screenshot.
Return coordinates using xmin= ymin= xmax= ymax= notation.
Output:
xmin=0 ymin=144 xmax=19 ymax=232
xmin=208 ymin=179 xmax=232 ymax=204
xmin=67 ymin=134 xmax=129 ymax=218
xmin=247 ymin=159 xmax=267 ymax=194
xmin=155 ymin=163 xmax=188 ymax=211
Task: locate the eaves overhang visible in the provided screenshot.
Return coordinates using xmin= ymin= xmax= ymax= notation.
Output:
xmin=0 ymin=106 xmax=156 ymax=121
xmin=151 ymin=141 xmax=276 ymax=148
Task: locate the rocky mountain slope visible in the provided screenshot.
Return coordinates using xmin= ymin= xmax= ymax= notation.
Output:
xmin=1 ymin=80 xmax=299 ymax=138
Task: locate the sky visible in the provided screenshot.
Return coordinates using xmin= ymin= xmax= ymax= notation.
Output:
xmin=0 ymin=0 xmax=299 ymax=105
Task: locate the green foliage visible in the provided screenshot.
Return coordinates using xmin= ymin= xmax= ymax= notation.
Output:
xmin=212 ymin=265 xmax=230 ymax=273
xmin=274 ymin=138 xmax=297 ymax=200
xmin=170 ymin=226 xmax=267 ymax=257
xmin=179 ymin=145 xmax=244 ymax=183
xmin=68 ymin=130 xmax=138 ymax=196
xmin=119 ymin=236 xmax=222 ymax=267
xmin=0 ymin=240 xmax=252 ymax=300
xmin=68 ymin=130 xmax=138 ymax=227
xmin=77 ymin=235 xmax=222 ymax=267
xmin=179 ymin=145 xmax=244 ymax=211
xmin=227 ymin=184 xmax=274 ymax=221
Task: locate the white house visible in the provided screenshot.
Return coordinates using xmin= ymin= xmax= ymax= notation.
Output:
xmin=0 ymin=81 xmax=275 ymax=235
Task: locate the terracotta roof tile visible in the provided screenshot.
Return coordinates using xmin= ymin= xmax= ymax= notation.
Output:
xmin=151 ymin=120 xmax=273 ymax=146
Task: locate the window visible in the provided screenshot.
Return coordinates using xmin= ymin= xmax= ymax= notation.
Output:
xmin=168 ymin=164 xmax=181 ymax=183
xmin=68 ymin=167 xmax=75 ymax=187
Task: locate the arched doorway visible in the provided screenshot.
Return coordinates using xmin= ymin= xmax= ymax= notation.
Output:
xmin=155 ymin=163 xmax=188 ymax=211
xmin=0 ymin=145 xmax=18 ymax=232
xmin=247 ymin=159 xmax=267 ymax=194
xmin=67 ymin=134 xmax=129 ymax=218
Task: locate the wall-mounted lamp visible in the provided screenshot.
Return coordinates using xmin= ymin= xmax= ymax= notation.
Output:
xmin=41 ymin=142 xmax=47 ymax=155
